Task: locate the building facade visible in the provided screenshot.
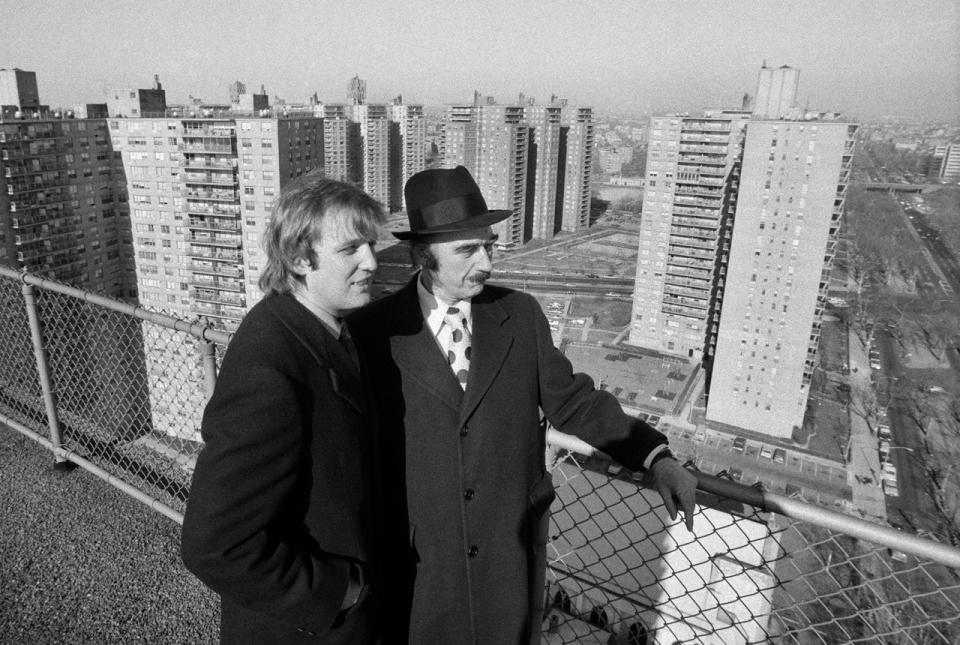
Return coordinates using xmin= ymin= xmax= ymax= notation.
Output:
xmin=939 ymin=142 xmax=960 ymax=183
xmin=347 ymin=104 xmax=390 ymax=208
xmin=706 ymin=119 xmax=857 ymax=437
xmin=111 ymin=113 xmax=322 ymax=330
xmin=522 ymin=104 xmax=562 ymax=240
xmin=0 ymin=68 xmax=41 ymax=113
xmin=753 ymin=64 xmax=800 ymax=120
xmin=628 ymin=113 xmax=748 ymax=359
xmin=388 ymin=102 xmax=426 ymax=212
xmin=1 ymin=116 xmax=134 ymax=297
xmin=557 ymin=105 xmax=595 ymax=233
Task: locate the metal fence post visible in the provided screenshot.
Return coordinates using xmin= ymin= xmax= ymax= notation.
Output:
xmin=21 ymin=282 xmax=68 ymax=468
xmin=200 ymin=339 xmax=218 ymax=400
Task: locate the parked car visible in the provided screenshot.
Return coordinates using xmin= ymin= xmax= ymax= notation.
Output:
xmin=785 ymin=483 xmax=803 ymax=498
xmin=693 ymin=427 xmax=706 ymax=443
xmin=647 ymin=415 xmax=661 ymax=427
xmin=773 ymin=448 xmax=786 ymax=464
xmin=760 ymin=446 xmax=773 ymax=460
xmin=732 ymin=436 xmax=746 ymax=453
xmin=729 ymin=467 xmax=743 ymax=482
xmin=883 ymin=479 xmax=899 ymax=497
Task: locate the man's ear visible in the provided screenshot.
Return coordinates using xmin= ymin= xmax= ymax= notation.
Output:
xmin=290 ymin=256 xmax=312 ymax=276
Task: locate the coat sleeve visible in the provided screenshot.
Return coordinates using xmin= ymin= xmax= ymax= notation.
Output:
xmin=181 ymin=358 xmax=350 ymax=634
xmin=526 ymin=294 xmax=667 ymax=472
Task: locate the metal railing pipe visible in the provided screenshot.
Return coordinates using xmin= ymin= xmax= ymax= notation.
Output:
xmin=20 ymin=281 xmax=65 ymax=465
xmin=546 ymin=429 xmax=960 ymax=569
xmin=0 ymin=265 xmax=232 ymax=346
xmin=200 ymin=340 xmax=218 ymax=399
xmin=0 ymin=410 xmax=183 ymax=524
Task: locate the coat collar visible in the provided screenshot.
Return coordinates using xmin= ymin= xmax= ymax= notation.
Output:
xmin=388 ymin=276 xmax=513 ymax=421
xmin=268 ymin=293 xmax=365 ymax=415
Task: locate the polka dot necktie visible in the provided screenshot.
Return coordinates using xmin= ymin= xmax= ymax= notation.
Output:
xmin=443 ymin=306 xmax=471 ymax=390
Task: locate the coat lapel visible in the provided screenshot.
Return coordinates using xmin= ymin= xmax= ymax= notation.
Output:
xmin=270 ymin=294 xmax=366 ymax=416
xmin=459 ymin=291 xmax=512 ymax=425
xmin=389 ymin=278 xmax=464 ymax=413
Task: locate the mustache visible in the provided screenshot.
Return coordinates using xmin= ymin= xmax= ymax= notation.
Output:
xmin=468 ymin=272 xmax=491 ymax=285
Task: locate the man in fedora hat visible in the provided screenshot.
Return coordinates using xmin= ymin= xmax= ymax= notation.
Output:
xmin=350 ymin=166 xmax=696 ymax=644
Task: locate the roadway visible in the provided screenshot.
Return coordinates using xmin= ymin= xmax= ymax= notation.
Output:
xmin=874 ymin=328 xmax=943 ymax=532
xmin=901 ymin=206 xmax=960 ymax=295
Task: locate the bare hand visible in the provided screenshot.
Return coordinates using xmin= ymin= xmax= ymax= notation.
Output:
xmin=646 ymin=458 xmax=697 ymax=531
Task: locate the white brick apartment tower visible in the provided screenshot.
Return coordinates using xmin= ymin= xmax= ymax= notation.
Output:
xmin=706 ymin=119 xmax=857 ymax=438
xmin=628 ymin=113 xmax=748 ymax=359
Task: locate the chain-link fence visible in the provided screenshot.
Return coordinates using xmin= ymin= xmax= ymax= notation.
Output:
xmin=0 ymin=266 xmax=227 ymax=519
xmin=2 ymin=267 xmax=959 ymax=643
xmin=543 ymin=437 xmax=960 ymax=643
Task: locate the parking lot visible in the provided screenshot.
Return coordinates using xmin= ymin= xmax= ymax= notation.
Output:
xmin=652 ymin=423 xmax=852 ymax=509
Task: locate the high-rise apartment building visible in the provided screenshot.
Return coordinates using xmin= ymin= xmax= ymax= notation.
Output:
xmin=228 ymin=80 xmax=246 ymax=104
xmin=0 ymin=116 xmax=135 ymax=297
xmin=442 ymin=97 xmax=593 ymax=247
xmin=442 ymin=100 xmax=528 ymax=248
xmin=0 ymin=68 xmax=41 ymax=113
xmin=557 ymin=105 xmax=595 ymax=233
xmin=322 ymin=103 xmax=360 ymax=185
xmin=111 ymin=113 xmax=322 ymax=330
xmin=939 ymin=143 xmax=960 ymax=183
xmin=522 ymin=104 xmax=562 ymax=240
xmin=1 ymin=69 xmax=134 ymax=297
xmin=628 ymin=66 xmax=857 ymax=439
xmin=753 ymin=64 xmax=800 ymax=119
xmin=706 ymin=119 xmax=856 ymax=437
xmin=628 ymin=113 xmax=749 ymax=358
xmin=474 ymin=104 xmax=528 ymax=248
xmin=347 ymin=75 xmax=367 ymax=105
xmin=106 ymin=75 xmax=167 ymax=118
xmin=348 ymin=103 xmax=390 ymax=208
xmin=388 ymin=101 xmax=426 ymax=212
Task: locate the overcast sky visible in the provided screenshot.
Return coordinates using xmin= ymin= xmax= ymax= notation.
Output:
xmin=2 ymin=0 xmax=958 ymax=120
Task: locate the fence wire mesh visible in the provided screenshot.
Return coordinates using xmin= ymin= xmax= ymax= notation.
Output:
xmin=1 ymin=269 xmax=959 ymax=643
xmin=0 ymin=272 xmax=216 ymax=516
xmin=542 ymin=450 xmax=960 ymax=644
xmin=0 ymin=277 xmax=46 ymax=432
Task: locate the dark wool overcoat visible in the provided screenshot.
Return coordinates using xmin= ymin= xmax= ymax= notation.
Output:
xmin=182 ymin=294 xmax=382 ymax=644
xmin=349 ymin=277 xmax=667 ymax=645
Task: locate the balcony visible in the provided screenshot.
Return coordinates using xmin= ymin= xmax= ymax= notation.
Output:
xmin=182 ymin=157 xmax=237 ymax=171
xmin=191 ymin=288 xmax=244 ymax=307
xmin=0 ymin=267 xmax=958 ymax=644
xmin=182 ymin=173 xmax=237 ymax=187
xmin=178 ymin=143 xmax=234 ymax=154
xmin=188 ymin=217 xmax=241 ymax=233
xmin=673 ymin=194 xmax=721 ymax=209
xmin=185 ymin=189 xmax=239 ymax=203
xmin=185 ymin=245 xmax=242 ymax=262
xmin=189 ymin=260 xmax=243 ymax=278
xmin=189 ymin=274 xmax=244 ymax=292
xmin=185 ymin=203 xmax=240 ymax=217
xmin=188 ymin=231 xmax=241 ymax=248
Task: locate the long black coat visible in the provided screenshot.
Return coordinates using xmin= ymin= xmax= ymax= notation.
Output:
xmin=350 ymin=278 xmax=666 ymax=645
xmin=182 ymin=294 xmax=381 ymax=644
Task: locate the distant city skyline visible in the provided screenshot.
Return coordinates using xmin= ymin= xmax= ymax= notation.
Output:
xmin=1 ymin=0 xmax=958 ymax=121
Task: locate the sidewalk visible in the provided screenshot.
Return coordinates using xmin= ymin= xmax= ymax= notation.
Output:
xmin=846 ymin=326 xmax=889 ymax=521
xmin=0 ymin=427 xmax=219 ymax=644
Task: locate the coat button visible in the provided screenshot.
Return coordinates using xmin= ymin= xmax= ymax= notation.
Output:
xmin=463 ymin=488 xmax=475 ymax=500
xmin=468 ymin=545 xmax=479 ymax=558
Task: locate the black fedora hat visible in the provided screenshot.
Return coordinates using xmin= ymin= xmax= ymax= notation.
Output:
xmin=394 ymin=166 xmax=511 ymax=240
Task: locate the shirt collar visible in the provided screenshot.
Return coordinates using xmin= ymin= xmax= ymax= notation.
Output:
xmin=416 ymin=272 xmax=472 ymax=337
xmin=292 ymin=292 xmax=342 ymax=338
